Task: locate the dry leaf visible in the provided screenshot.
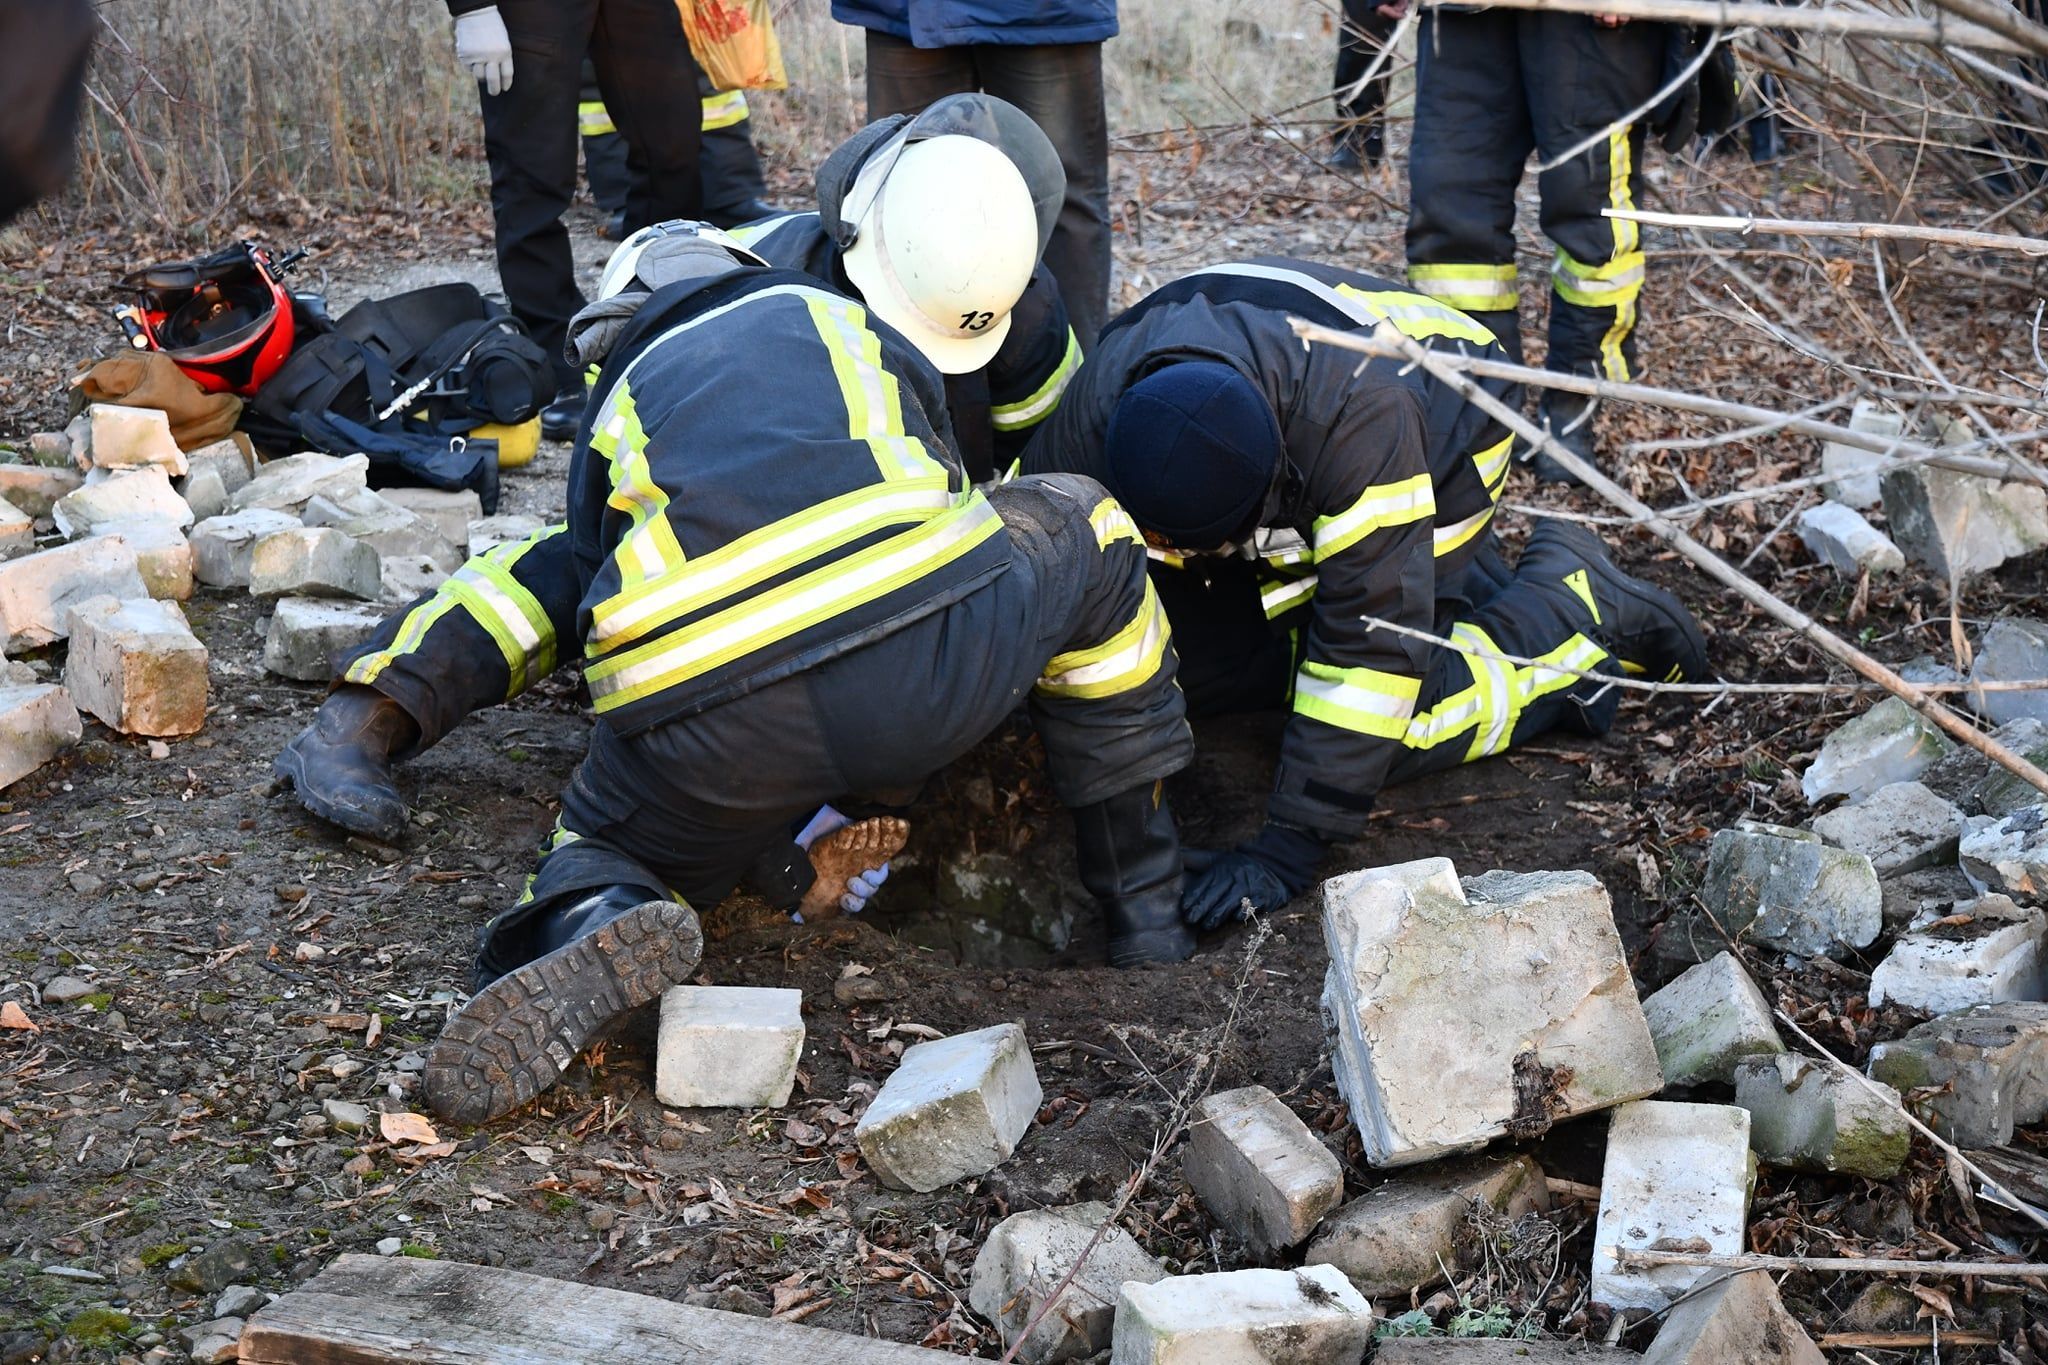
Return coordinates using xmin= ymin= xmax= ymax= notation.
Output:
xmin=0 ymin=1001 xmax=37 ymax=1032
xmin=379 ymin=1111 xmax=439 ymax=1145
xmin=520 ymin=1145 xmax=555 ymax=1165
xmin=342 ymin=1153 xmax=374 ymax=1178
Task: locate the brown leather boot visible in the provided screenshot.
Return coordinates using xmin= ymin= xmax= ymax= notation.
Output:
xmin=272 ymin=685 xmax=419 ymax=841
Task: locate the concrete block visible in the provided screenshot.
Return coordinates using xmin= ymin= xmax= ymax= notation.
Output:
xmin=1820 ymin=400 xmax=1905 ymax=509
xmin=1592 ymin=1100 xmax=1753 ymax=1312
xmin=1109 ymin=1265 xmax=1373 ymax=1365
xmin=190 ymin=510 xmax=300 ymax=589
xmin=469 ymin=512 xmax=545 ymax=555
xmin=653 ymin=985 xmax=803 ymax=1109
xmin=0 ymin=463 xmax=82 ymax=519
xmin=1881 ymin=864 xmax=1983 ymax=935
xmin=1796 ymin=502 xmax=1902 ymax=577
xmin=1182 ymin=1085 xmax=1344 ymax=1254
xmin=378 ymin=553 xmax=449 ymax=607
xmin=262 ymin=597 xmax=388 ymax=682
xmin=1733 ymin=1053 xmax=1910 ymax=1179
xmin=85 ymin=403 xmax=187 ymax=474
xmin=62 ymin=595 xmax=207 ymax=737
xmin=1968 ymin=617 xmax=2048 ymax=725
xmin=180 ymin=466 xmax=229 ymax=521
xmin=1965 ymin=719 xmax=2048 ymax=818
xmin=52 ymin=466 xmax=192 ymax=538
xmin=1641 ymin=951 xmax=1784 ymax=1086
xmin=1882 ymin=461 xmax=2048 ymax=583
xmin=1811 ymin=780 xmax=1962 ymax=876
xmin=1701 ymin=821 xmax=1881 ymax=958
xmin=1870 ymin=895 xmax=2048 ymax=1012
xmin=90 ymin=520 xmax=194 ymax=601
xmin=0 ymin=538 xmax=149 ymax=649
xmin=379 ymin=486 xmax=480 ymax=553
xmin=227 ymin=451 xmax=368 ymax=515
xmin=182 ymin=436 xmax=254 ymax=494
xmin=967 ymin=1202 xmax=1165 ymax=1363
xmin=0 ymin=496 xmax=30 ymax=560
xmin=1801 ymin=698 xmax=1953 ymax=804
xmin=303 ymin=491 xmax=463 ymax=573
xmin=0 ymin=684 xmax=81 ymax=788
xmin=1641 ymin=1267 xmax=1824 ymax=1365
xmin=1303 ymin=1153 xmax=1547 ymax=1299
xmin=1960 ymin=808 xmax=2048 ymax=903
xmin=1321 ymin=859 xmax=1661 ymax=1167
xmin=248 ymin=527 xmax=381 ymax=601
xmin=1867 ymin=1001 xmax=2048 ymax=1146
xmin=856 ymin=1022 xmax=1041 ymax=1192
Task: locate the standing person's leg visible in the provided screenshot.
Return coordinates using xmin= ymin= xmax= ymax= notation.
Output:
xmin=862 ymin=30 xmax=977 ymax=118
xmin=697 ymin=80 xmax=773 ymax=228
xmin=589 ymin=0 xmax=704 ymax=230
xmin=1333 ymin=0 xmax=1396 ymax=167
xmin=577 ymin=60 xmax=632 ymax=230
xmin=978 ymin=43 xmax=1112 ymax=346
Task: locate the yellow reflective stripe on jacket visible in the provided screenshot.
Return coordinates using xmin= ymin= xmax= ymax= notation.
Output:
xmin=588 ymin=477 xmax=956 ymax=654
xmin=1433 ymin=504 xmax=1495 ymax=559
xmin=1260 ymin=570 xmax=1318 ymax=619
xmin=342 ymin=525 xmax=564 ymax=698
xmin=1292 ymin=660 xmax=1422 ymax=739
xmin=586 ymin=494 xmax=1004 ymax=710
xmin=1407 ymin=262 xmax=1517 ymax=313
xmin=804 ymin=293 xmax=944 ymax=482
xmin=342 ymin=595 xmax=460 ymax=688
xmin=1088 ymin=497 xmax=1141 ymax=550
xmin=589 ymin=384 xmax=685 ymax=591
xmin=1334 ymin=285 xmax=1495 ymax=345
xmin=1036 ymin=578 xmax=1171 ymax=700
xmin=1311 ymin=472 xmax=1435 ymax=560
xmin=726 ymin=213 xmax=806 ymax=248
xmin=578 ymin=100 xmax=616 ymax=138
xmin=1472 ymin=434 xmax=1513 ymax=492
xmin=991 ymin=329 xmax=1083 ymax=432
xmin=701 ymin=88 xmax=749 ymax=130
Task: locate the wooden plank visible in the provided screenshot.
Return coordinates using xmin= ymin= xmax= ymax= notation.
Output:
xmin=240 ymin=1254 xmax=963 ymax=1364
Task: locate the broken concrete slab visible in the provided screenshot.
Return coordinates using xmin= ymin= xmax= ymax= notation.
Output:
xmin=180 ymin=466 xmax=229 ymax=521
xmin=1968 ymin=617 xmax=2048 ymax=726
xmin=378 ymin=553 xmax=449 ymax=607
xmin=0 ymin=683 xmax=81 ymax=788
xmin=1867 ymin=1001 xmax=2048 ymax=1146
xmin=190 ymin=509 xmax=301 ymax=589
xmin=1701 ymin=821 xmax=1881 ymax=958
xmin=1592 ymin=1100 xmax=1753 ymax=1312
xmin=1321 ymin=859 xmax=1662 ymax=1167
xmin=0 ymin=462 xmax=83 ymax=519
xmin=183 ymin=435 xmax=255 ymax=492
xmin=379 ymin=486 xmax=480 ymax=554
xmin=248 ymin=527 xmax=382 ymax=601
xmin=1303 ymin=1153 xmax=1547 ymax=1299
xmin=967 ymin=1202 xmax=1165 ymax=1364
xmin=1801 ymin=697 xmax=1954 ymax=804
xmin=1108 ymin=1265 xmax=1373 ymax=1365
xmin=469 ymin=512 xmax=546 ymax=555
xmin=228 ymin=451 xmax=369 ymax=516
xmin=1733 ymin=1053 xmax=1910 ymax=1179
xmin=1641 ymin=1265 xmax=1824 ymax=1365
xmin=1870 ymin=895 xmax=2048 ymax=1013
xmin=1820 ymin=400 xmax=1905 ymax=509
xmin=85 ymin=403 xmax=188 ymax=475
xmin=1960 ymin=808 xmax=2048 ymax=904
xmin=262 ymin=598 xmax=388 ymax=682
xmin=91 ymin=520 xmax=194 ymax=601
xmin=303 ymin=491 xmax=464 ymax=573
xmin=62 ymin=595 xmax=208 ymax=737
xmin=1881 ymin=864 xmax=1984 ymax=936
xmin=1965 ymin=722 xmax=2048 ymax=819
xmin=653 ymin=985 xmax=803 ymax=1109
xmin=1641 ymin=951 xmax=1784 ymax=1087
xmin=1811 ymin=779 xmax=1962 ymax=877
xmin=1796 ymin=502 xmax=1902 ymax=578
xmin=0 ymin=496 xmax=30 ymax=560
xmin=856 ymin=1022 xmax=1040 ymax=1192
xmin=52 ymin=466 xmax=193 ymax=538
xmin=1883 ymin=461 xmax=2048 ymax=582
xmin=1182 ymin=1085 xmax=1343 ymax=1255
xmin=0 ymin=537 xmax=150 ymax=649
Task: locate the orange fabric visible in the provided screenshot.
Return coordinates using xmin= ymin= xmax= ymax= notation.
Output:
xmin=71 ymin=352 xmax=243 ymax=451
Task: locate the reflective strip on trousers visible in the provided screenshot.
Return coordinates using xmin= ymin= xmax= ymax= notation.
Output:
xmin=1036 ymin=577 xmax=1173 ymax=700
xmin=1292 ymin=660 xmax=1423 ymax=740
xmin=991 ymin=329 xmax=1083 ymax=433
xmin=701 ymin=89 xmax=750 ymax=130
xmin=1312 ymin=472 xmax=1435 ymax=560
xmin=1197 ymin=261 xmax=1496 ymax=346
xmin=1406 ymin=262 xmax=1518 ymax=313
xmin=578 ymin=100 xmax=616 ymax=138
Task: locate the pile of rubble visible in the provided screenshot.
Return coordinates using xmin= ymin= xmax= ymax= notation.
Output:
xmin=0 ymin=403 xmax=543 ymax=784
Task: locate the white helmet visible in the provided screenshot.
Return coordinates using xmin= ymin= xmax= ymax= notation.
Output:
xmin=837 ymin=134 xmax=1039 ymax=374
xmin=596 ymin=219 xmax=767 ymax=302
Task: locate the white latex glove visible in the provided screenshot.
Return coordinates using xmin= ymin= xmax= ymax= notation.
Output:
xmin=790 ymin=806 xmax=893 ymax=920
xmin=455 ymin=6 xmax=515 ymax=96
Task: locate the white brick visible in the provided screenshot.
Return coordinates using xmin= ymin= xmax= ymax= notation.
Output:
xmin=1700 ymin=821 xmax=1881 ymax=958
xmin=653 ymin=985 xmax=803 ymax=1109
xmin=1960 ymin=809 xmax=2048 ymax=904
xmin=1810 ymin=779 xmax=1962 ymax=876
xmin=1642 ymin=1268 xmax=1823 ymax=1365
xmin=182 ymin=436 xmax=254 ymax=494
xmin=0 ymin=496 xmax=30 ymax=560
xmin=190 ymin=510 xmax=300 ymax=589
xmin=469 ymin=512 xmax=545 ymax=555
xmin=379 ymin=487 xmax=480 ymax=553
xmin=180 ymin=466 xmax=229 ymax=521
xmin=228 ymin=452 xmax=368 ymax=516
xmin=1733 ymin=1054 xmax=1909 ymax=1179
xmin=378 ymin=553 xmax=449 ymax=607
xmin=1968 ymin=618 xmax=2048 ymax=726
xmin=91 ymin=520 xmax=194 ymax=601
xmin=1321 ymin=859 xmax=1661 ymax=1167
xmin=85 ymin=403 xmax=187 ymax=475
xmin=967 ymin=1202 xmax=1165 ymax=1363
xmin=303 ymin=491 xmax=462 ymax=572
xmin=1869 ymin=894 xmax=2048 ymax=1012
xmin=1802 ymin=698 xmax=1953 ymax=804
xmin=0 ymin=538 xmax=149 ymax=649
xmin=1592 ymin=1101 xmax=1753 ymax=1312
xmin=248 ymin=527 xmax=381 ymax=601
xmin=1883 ymin=462 xmax=2048 ymax=583
xmin=0 ymin=463 xmax=82 ymax=519
xmin=1641 ymin=952 xmax=1783 ymax=1086
xmin=62 ymin=595 xmax=207 ymax=737
xmin=1109 ymin=1265 xmax=1373 ymax=1365
xmin=1304 ymin=1153 xmax=1547 ymax=1299
xmin=0 ymin=684 xmax=81 ymax=788
xmin=1183 ymin=1085 xmax=1343 ymax=1253
xmin=856 ymin=1022 xmax=1041 ymax=1192
xmin=262 ymin=598 xmax=388 ymax=682
xmin=1867 ymin=1001 xmax=2048 ymax=1146
xmin=1819 ymin=400 xmax=1904 ymax=509
xmin=52 ymin=466 xmax=192 ymax=538
xmin=1795 ymin=502 xmax=1902 ymax=577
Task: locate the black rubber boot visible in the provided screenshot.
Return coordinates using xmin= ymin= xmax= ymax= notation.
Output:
xmin=428 ymin=891 xmax=704 ymax=1125
xmin=1072 ymin=784 xmax=1197 ymax=968
xmin=1518 ymin=519 xmax=1710 ymax=683
xmin=1525 ymin=391 xmax=1601 ymax=486
xmin=540 ymin=387 xmax=587 ymax=443
xmin=272 ymin=685 xmax=418 ymax=842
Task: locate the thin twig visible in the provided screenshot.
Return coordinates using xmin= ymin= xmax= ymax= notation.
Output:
xmin=1614 ymin=1248 xmax=2048 ymax=1276
xmin=1607 ymin=207 xmax=2048 ymax=256
xmin=1414 ymin=0 xmax=2032 ymax=54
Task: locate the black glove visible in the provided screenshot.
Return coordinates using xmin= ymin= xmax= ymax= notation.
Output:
xmin=1180 ymin=823 xmax=1326 ymax=931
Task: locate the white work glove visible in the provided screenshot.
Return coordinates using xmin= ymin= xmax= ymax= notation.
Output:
xmin=455 ymin=6 xmax=515 ymax=96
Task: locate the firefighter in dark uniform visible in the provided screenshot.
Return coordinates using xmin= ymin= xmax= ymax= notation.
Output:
xmin=580 ymin=64 xmax=772 ymax=233
xmin=1020 ymin=258 xmax=1709 ymax=930
xmin=273 ymin=226 xmax=1196 ymax=1125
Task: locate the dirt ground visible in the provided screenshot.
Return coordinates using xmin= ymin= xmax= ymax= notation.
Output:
xmin=4 ymin=130 xmax=2048 ymax=1362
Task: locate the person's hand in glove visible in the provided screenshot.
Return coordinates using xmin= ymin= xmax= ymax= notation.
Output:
xmin=1179 ymin=823 xmax=1326 ymax=931
xmin=455 ymin=6 xmax=515 ymax=96
xmin=792 ymin=805 xmax=905 ymax=920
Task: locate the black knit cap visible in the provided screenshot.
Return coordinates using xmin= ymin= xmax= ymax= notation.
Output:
xmin=1103 ymin=361 xmax=1281 ymax=550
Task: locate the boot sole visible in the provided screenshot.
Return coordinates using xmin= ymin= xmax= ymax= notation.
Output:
xmin=1531 ymin=521 xmax=1709 ymax=682
xmin=425 ymin=899 xmax=704 ymax=1126
xmin=272 ymin=742 xmax=408 ymax=843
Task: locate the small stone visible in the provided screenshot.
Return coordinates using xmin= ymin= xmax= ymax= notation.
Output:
xmin=1802 ymin=698 xmax=1953 ymax=804
xmin=227 ymin=452 xmax=369 ymax=516
xmin=166 ymin=1239 xmax=255 ymax=1293
xmin=0 ymin=462 xmax=82 ymax=518
xmin=375 ymin=1236 xmax=403 ymax=1256
xmin=63 ymin=595 xmax=208 ymax=737
xmin=248 ymin=527 xmax=381 ymax=601
xmin=1700 ymin=820 xmax=1881 ymax=959
xmin=177 ymin=1319 xmax=243 ymax=1364
xmin=1641 ymin=1266 xmax=1823 ymax=1365
xmin=180 ymin=466 xmax=228 ymax=521
xmin=321 ymin=1098 xmax=371 ymax=1133
xmin=466 ymin=512 xmax=545 ymax=555
xmin=1183 ymin=1084 xmax=1343 ymax=1253
xmin=1641 ymin=951 xmax=1784 ymax=1086
xmin=1811 ymin=780 xmax=1962 ymax=876
xmin=1303 ymin=1153 xmax=1547 ymax=1299
xmin=212 ymin=1285 xmax=266 ymax=1319
xmin=39 ymin=976 xmax=91 ymax=1004
xmin=1867 ymin=1001 xmax=2048 ymax=1146
xmin=91 ymin=519 xmax=195 ymax=601
xmin=0 ymin=496 xmax=30 ymax=561
xmin=53 ymin=466 xmax=192 ymax=538
xmin=967 ymin=1202 xmax=1166 ymax=1363
xmin=1109 ymin=1265 xmax=1374 ymax=1364
xmin=1796 ymin=502 xmax=1903 ymax=577
xmin=1592 ymin=1100 xmax=1753 ymax=1312
xmin=653 ymin=985 xmax=804 ymax=1109
xmin=85 ymin=404 xmax=187 ymax=475
xmin=1820 ymin=400 xmax=1905 ymax=509
xmin=1870 ymin=895 xmax=2048 ymax=1012
xmin=262 ymin=598 xmax=388 ymax=682
xmin=1969 ymin=618 xmax=2048 ymax=726
xmin=0 ymin=683 xmax=81 ymax=787
xmin=1960 ymin=807 xmax=2048 ymax=903
xmin=855 ymin=1022 xmax=1041 ymax=1192
xmin=189 ymin=509 xmax=301 ymax=589
xmin=1733 ymin=1054 xmax=1910 ymax=1179
xmin=585 ymin=1206 xmax=616 ymax=1232
xmin=0 ymin=537 xmax=149 ymax=648
xmin=378 ymin=486 xmax=480 ymax=553
xmin=1883 ymin=461 xmax=2048 ymax=583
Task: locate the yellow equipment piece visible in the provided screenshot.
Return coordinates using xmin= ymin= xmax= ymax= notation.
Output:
xmin=473 ymin=418 xmax=542 ymax=470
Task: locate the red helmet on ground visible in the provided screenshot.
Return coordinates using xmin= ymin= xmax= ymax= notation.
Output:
xmin=120 ymin=242 xmax=298 ymax=396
